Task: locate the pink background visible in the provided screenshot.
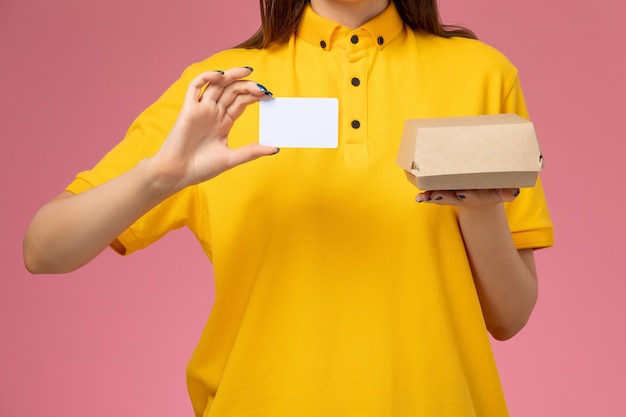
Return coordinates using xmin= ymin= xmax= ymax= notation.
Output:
xmin=1 ymin=0 xmax=624 ymax=416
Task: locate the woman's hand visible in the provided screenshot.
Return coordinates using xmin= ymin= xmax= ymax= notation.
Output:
xmin=148 ymin=67 xmax=279 ymax=194
xmin=415 ymin=188 xmax=521 ymax=207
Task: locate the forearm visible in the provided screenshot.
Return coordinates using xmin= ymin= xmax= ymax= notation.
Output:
xmin=458 ymin=204 xmax=538 ymax=340
xmin=23 ymin=158 xmax=177 ymax=274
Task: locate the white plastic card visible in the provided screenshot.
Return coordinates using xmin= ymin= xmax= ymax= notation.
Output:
xmin=259 ymin=97 xmax=338 ymax=148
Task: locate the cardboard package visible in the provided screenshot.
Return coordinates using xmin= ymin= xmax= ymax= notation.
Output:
xmin=396 ymin=114 xmax=544 ymax=190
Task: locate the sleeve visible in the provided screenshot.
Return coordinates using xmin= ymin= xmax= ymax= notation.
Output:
xmin=500 ymin=71 xmax=554 ymax=250
xmin=65 ymin=62 xmax=207 ymax=255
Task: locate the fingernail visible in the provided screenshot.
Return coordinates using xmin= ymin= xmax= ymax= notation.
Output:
xmin=456 ymin=193 xmax=466 ymax=200
xmin=215 ymin=70 xmax=225 ymax=75
xmin=513 ymin=188 xmax=521 ymax=197
xmin=271 ymin=147 xmax=280 ymax=155
xmin=257 ymin=83 xmax=274 ymax=96
xmin=434 ymin=196 xmax=443 ymax=201
xmin=244 ymin=66 xmax=254 ymax=72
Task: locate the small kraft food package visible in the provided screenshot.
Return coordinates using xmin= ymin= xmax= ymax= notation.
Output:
xmin=396 ymin=114 xmax=544 ymax=190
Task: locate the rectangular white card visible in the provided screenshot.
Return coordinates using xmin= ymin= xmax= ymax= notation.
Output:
xmin=259 ymin=97 xmax=338 ymax=148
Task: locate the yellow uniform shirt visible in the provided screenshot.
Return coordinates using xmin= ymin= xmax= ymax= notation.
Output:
xmin=67 ymin=4 xmax=553 ymax=417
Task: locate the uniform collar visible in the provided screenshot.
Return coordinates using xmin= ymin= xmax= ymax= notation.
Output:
xmin=297 ymin=2 xmax=405 ymax=51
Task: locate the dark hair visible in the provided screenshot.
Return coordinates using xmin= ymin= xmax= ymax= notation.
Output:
xmin=237 ymin=0 xmax=476 ymax=49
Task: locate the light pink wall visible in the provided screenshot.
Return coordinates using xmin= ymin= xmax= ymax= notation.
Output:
xmin=1 ymin=0 xmax=623 ymax=416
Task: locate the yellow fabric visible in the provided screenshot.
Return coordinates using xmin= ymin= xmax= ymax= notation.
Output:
xmin=67 ymin=3 xmax=553 ymax=417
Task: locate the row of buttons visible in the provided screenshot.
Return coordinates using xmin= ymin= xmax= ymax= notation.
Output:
xmin=318 ymin=33 xmax=383 ymax=132
xmin=319 ymin=35 xmax=385 ymax=49
xmin=349 ymin=36 xmax=368 ymax=130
